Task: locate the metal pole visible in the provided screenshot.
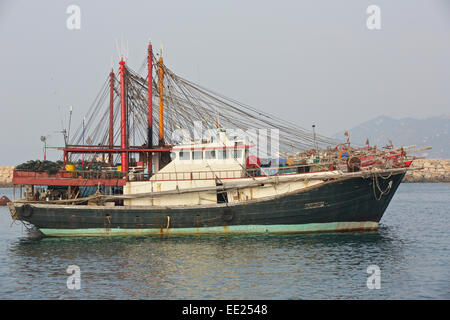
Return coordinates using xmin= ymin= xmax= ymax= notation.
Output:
xmin=312 ymin=124 xmax=318 ymax=153
xmin=158 ymin=56 xmax=164 ymax=146
xmin=82 ymin=116 xmax=86 ymax=168
xmin=119 ymin=60 xmax=128 ymax=176
xmin=109 ymin=70 xmax=115 ymax=165
xmin=148 ymin=42 xmax=153 ymax=176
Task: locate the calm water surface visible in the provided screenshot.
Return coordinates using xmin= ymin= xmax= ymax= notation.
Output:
xmin=0 ymin=183 xmax=449 ymax=299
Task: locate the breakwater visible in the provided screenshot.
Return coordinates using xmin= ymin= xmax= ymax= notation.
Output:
xmin=0 ymin=161 xmax=449 ymax=186
xmin=403 ymin=159 xmax=450 ymax=183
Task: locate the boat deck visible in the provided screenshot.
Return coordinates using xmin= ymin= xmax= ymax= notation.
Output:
xmin=12 ymin=170 xmax=126 ymax=187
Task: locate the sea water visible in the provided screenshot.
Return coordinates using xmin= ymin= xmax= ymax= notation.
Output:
xmin=0 ymin=183 xmax=448 ymax=299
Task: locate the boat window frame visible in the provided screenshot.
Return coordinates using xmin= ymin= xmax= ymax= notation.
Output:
xmin=205 ymin=150 xmax=217 ymax=160
xmin=179 ymin=150 xmax=191 ymax=160
xmin=217 ymin=148 xmax=229 ymax=160
xmin=192 ymin=150 xmax=204 ymax=160
xmin=232 ymin=149 xmax=242 ymax=159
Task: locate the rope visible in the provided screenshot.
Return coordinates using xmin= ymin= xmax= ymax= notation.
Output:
xmin=372 ymin=172 xmax=393 ymax=201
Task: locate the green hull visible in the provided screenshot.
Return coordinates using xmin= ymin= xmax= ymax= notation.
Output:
xmin=40 ymin=221 xmax=379 ymax=237
xmin=12 ymin=170 xmax=405 ymax=238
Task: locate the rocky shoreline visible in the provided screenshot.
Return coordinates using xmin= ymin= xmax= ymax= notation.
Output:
xmin=403 ymin=159 xmax=450 ymax=183
xmin=0 ymin=166 xmax=14 ymax=188
xmin=0 ymin=161 xmax=449 ymax=186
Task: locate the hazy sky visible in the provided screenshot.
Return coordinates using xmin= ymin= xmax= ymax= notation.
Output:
xmin=0 ymin=0 xmax=449 ymax=165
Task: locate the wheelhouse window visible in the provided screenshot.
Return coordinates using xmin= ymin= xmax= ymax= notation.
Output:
xmin=232 ymin=150 xmax=242 ymax=159
xmin=179 ymin=150 xmax=190 ymax=160
xmin=192 ymin=150 xmax=203 ymax=160
xmin=218 ymin=149 xmax=229 ymax=159
xmin=205 ymin=150 xmax=216 ymax=159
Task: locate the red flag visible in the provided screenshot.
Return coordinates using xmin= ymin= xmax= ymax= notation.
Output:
xmin=366 ymin=138 xmax=369 ymax=145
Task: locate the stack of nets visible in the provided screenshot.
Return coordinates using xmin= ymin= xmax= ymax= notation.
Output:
xmin=15 ymin=160 xmax=64 ymax=174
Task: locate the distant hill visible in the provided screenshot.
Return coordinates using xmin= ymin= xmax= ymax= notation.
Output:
xmin=333 ymin=115 xmax=450 ymax=159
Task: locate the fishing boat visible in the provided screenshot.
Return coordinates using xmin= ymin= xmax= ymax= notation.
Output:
xmin=7 ymin=41 xmax=421 ymax=237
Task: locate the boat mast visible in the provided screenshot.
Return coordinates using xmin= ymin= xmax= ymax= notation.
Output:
xmin=148 ymin=42 xmax=153 ymax=175
xmin=158 ymin=48 xmax=164 ymax=146
xmin=120 ymin=60 xmax=129 ymax=176
xmin=109 ymin=69 xmax=115 ymax=166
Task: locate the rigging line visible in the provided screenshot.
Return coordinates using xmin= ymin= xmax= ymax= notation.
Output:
xmin=130 ymin=58 xmax=344 ymax=148
xmin=175 ymin=73 xmax=342 ymax=144
xmin=164 ymin=74 xmax=313 ymax=150
xmin=172 ymin=73 xmax=344 ymax=144
xmin=165 ymin=72 xmax=216 ymax=128
xmin=71 ymin=76 xmax=110 ymax=144
xmin=115 ymin=60 xmax=347 ymax=152
xmin=179 ymin=79 xmax=321 ymax=144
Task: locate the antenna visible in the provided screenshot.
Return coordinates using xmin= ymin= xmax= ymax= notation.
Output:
xmin=40 ymin=135 xmax=47 ymax=161
xmin=58 ymin=105 xmax=64 ymax=132
xmin=67 ymin=106 xmax=73 ymax=145
xmin=57 ymin=106 xmax=70 ymax=146
xmin=160 ymin=43 xmax=164 ymax=57
xmin=115 ymin=39 xmax=121 ymax=61
xmin=121 ymin=33 xmax=123 ymax=59
xmin=121 ymin=33 xmax=125 ymax=60
xmin=126 ymin=40 xmax=129 ymax=62
xmin=312 ymin=124 xmax=318 ymax=151
xmin=82 ymin=116 xmax=86 ymax=145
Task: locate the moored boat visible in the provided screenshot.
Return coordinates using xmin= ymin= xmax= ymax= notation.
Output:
xmin=9 ymin=169 xmax=406 ymax=237
xmin=7 ymin=41 xmax=421 ymax=237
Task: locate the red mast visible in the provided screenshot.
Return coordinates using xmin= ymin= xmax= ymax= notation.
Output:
xmin=119 ymin=60 xmax=128 ymax=176
xmin=158 ymin=56 xmax=164 ymax=146
xmin=109 ymin=70 xmax=115 ymax=166
xmin=147 ymin=42 xmax=153 ymax=176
